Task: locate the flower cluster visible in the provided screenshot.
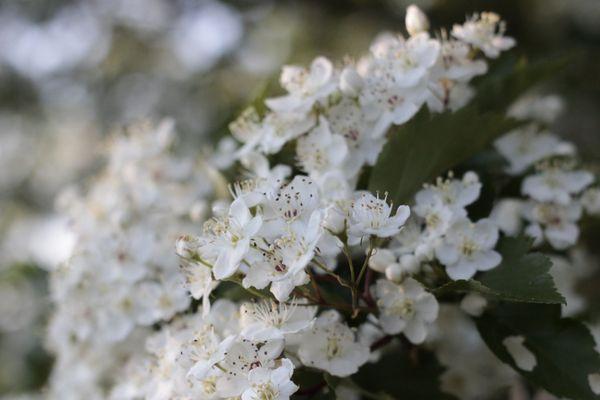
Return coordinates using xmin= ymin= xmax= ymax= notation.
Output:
xmin=493 ymin=94 xmax=597 ymax=250
xmin=41 ymin=4 xmax=600 ymax=400
xmin=131 ymin=6 xmax=516 ymax=399
xmin=369 ymin=171 xmax=500 ymax=282
xmin=45 ymin=120 xmax=214 ymax=399
xmin=229 ymin=6 xmax=514 ymax=180
xmin=428 ymin=94 xmax=600 ymax=399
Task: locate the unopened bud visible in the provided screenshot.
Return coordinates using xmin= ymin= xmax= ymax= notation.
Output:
xmin=406 ymin=5 xmax=429 ymax=36
xmin=369 ymin=248 xmax=396 ymax=273
xmin=385 ymin=263 xmax=404 ymax=282
xmin=175 ymin=235 xmax=198 ymax=259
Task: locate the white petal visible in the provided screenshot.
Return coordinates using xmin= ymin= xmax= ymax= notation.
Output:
xmin=403 ymin=320 xmax=427 ymax=344
xmin=502 ymin=335 xmax=536 ymax=371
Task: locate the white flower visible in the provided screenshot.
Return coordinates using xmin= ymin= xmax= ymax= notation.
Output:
xmin=494 ymin=125 xmax=574 ymax=175
xmin=582 ymin=187 xmax=600 ymax=215
xmin=435 ymin=39 xmax=488 ymax=82
xmin=266 ymin=56 xmax=337 ymax=114
xmin=326 ymin=97 xmax=384 ymax=177
xmin=369 ymin=33 xmax=440 ymax=89
xmin=523 ymin=201 xmax=582 ymax=250
xmin=243 ymin=206 xmax=323 ymax=301
xmin=259 ymin=112 xmax=316 ymax=155
xmin=240 ymin=300 xmax=317 ymax=341
xmin=347 ymin=192 xmax=410 ymax=245
xmin=296 ymin=116 xmax=348 ymax=178
xmin=339 ymin=66 xmax=364 ymax=97
xmin=435 ymin=218 xmax=501 ymax=280
xmin=271 ymin=175 xmax=320 ymax=223
xmin=230 ymin=107 xmax=266 ymax=157
xmin=211 ymin=137 xmax=239 ymax=170
xmin=502 ymin=335 xmax=536 ymax=371
xmin=391 ymin=219 xmax=431 ymax=258
xmin=427 ymin=39 xmax=487 ymax=112
xmin=298 ymin=310 xmax=370 ymax=377
xmin=452 ymin=12 xmax=515 ymax=58
xmin=176 ymin=236 xmax=218 ymax=313
xmin=181 ymin=261 xmax=215 ymax=315
xmin=135 ymin=278 xmax=191 ymax=325
xmin=201 ymin=197 xmax=262 ymax=280
xmin=413 ymin=188 xmax=454 ymax=237
xmin=508 ymin=94 xmax=564 ymax=124
xmin=372 ymin=278 xmax=438 ymax=343
xmin=360 ymin=33 xmax=440 ymax=137
xmin=490 ymin=199 xmax=524 ymax=236
xmin=415 ymin=172 xmax=481 ymax=218
xmin=522 ymin=168 xmax=593 ymax=205
xmin=405 ymin=5 xmax=429 ymax=36
xmin=235 ymin=152 xmax=291 ymax=207
xmin=241 ymin=359 xmax=298 ymax=400
xmin=190 ymin=336 xmax=284 ymax=398
xmin=315 ymin=170 xmax=353 ymax=205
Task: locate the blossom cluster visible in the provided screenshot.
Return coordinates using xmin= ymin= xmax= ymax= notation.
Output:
xmin=428 ymin=95 xmax=600 ymax=399
xmin=370 ymin=171 xmax=500 ymax=282
xmin=120 ymin=6 xmax=517 ymax=399
xmin=43 ymin=5 xmax=600 ymax=400
xmin=45 ymin=120 xmax=214 ymax=399
xmin=493 ymin=94 xmax=597 ymax=250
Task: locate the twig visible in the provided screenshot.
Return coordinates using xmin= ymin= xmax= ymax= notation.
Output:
xmin=307 ymin=268 xmax=324 ymax=302
xmin=370 ymin=335 xmax=393 ymax=351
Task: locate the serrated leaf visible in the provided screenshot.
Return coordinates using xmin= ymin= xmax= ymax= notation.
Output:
xmin=368 ymin=55 xmax=567 ymax=206
xmin=434 ymin=236 xmax=565 ymax=304
xmin=353 ymin=345 xmax=457 ymax=399
xmin=368 ymin=106 xmax=520 ymax=205
xmin=476 ymin=303 xmax=600 ymax=400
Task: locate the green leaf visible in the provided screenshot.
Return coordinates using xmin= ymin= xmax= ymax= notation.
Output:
xmin=323 ymin=373 xmax=341 ymax=392
xmin=353 ymin=345 xmax=457 ymax=399
xmin=293 ymin=369 xmax=335 ymax=400
xmin=368 ymin=55 xmax=567 ymax=206
xmin=471 ymin=54 xmax=569 ymax=112
xmin=368 ymin=106 xmax=520 ymax=206
xmin=434 ymin=236 xmax=565 ymax=304
xmin=476 ymin=303 xmax=600 ymax=400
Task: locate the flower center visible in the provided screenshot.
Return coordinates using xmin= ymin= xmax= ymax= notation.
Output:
xmin=326 ymin=337 xmax=342 ymax=359
xmin=254 ymin=383 xmax=278 ymax=400
xmin=460 ymin=239 xmax=479 ymax=256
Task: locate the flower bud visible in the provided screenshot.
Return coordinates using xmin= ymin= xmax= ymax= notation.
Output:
xmin=369 ymin=248 xmax=396 ymax=273
xmin=175 ymin=235 xmax=198 ymax=259
xmin=405 ymin=5 xmax=429 ymax=36
xmin=385 ymin=263 xmax=404 ymax=282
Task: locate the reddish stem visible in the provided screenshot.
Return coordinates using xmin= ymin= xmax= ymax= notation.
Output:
xmin=361 ymin=268 xmax=376 ymax=308
xmin=370 ymin=335 xmax=393 ymax=351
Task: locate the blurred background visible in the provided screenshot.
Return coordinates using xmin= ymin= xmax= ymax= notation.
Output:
xmin=0 ymin=0 xmax=598 ymax=396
